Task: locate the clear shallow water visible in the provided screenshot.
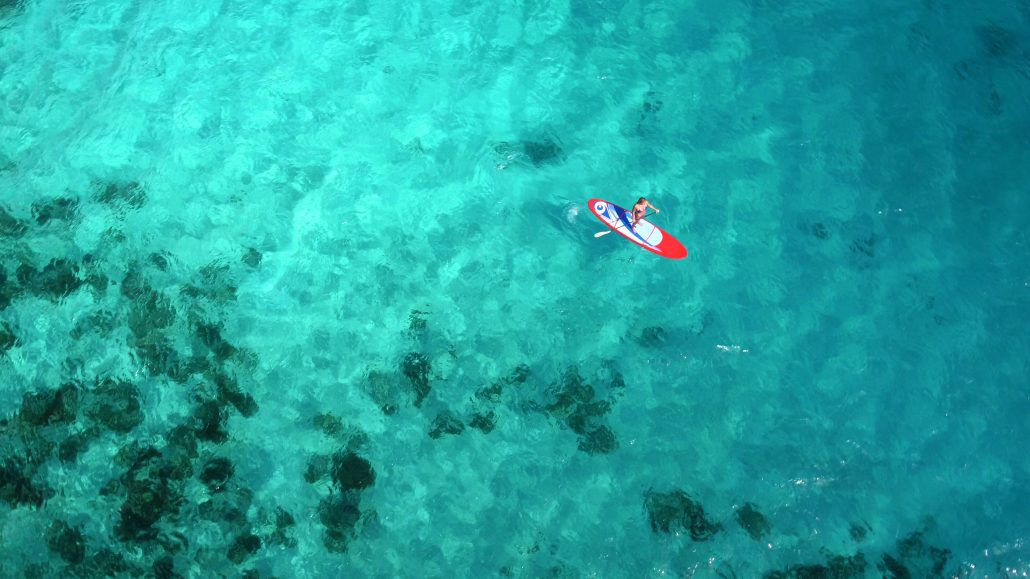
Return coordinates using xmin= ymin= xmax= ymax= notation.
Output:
xmin=1 ymin=0 xmax=1028 ymax=576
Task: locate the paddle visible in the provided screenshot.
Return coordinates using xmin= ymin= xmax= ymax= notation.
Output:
xmin=594 ymin=209 xmax=656 ymax=238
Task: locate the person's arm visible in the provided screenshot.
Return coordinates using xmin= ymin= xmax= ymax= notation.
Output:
xmin=648 ymin=201 xmax=660 ymax=214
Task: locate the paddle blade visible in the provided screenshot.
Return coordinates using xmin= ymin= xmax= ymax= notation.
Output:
xmin=594 ymin=230 xmax=612 ymax=238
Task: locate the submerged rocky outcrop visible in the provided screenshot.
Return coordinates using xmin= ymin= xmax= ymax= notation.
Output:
xmin=0 ymin=194 xmax=281 ymax=575
xmin=643 ymin=489 xmax=722 ymax=541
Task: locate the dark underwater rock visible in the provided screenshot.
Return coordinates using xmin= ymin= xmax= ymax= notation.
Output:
xmin=642 ymin=91 xmax=663 ymax=113
xmin=186 ymin=262 xmax=238 ymax=303
xmin=241 ymin=247 xmax=262 ymax=268
xmin=644 ymin=489 xmax=721 ymax=541
xmin=366 ymin=370 xmax=401 ymax=415
xmin=305 ymin=454 xmax=331 ymax=484
xmin=0 ymin=321 xmax=17 ymax=353
xmin=638 ymin=326 xmax=667 ymax=347
xmin=159 ymin=424 xmax=193 ymax=454
xmin=880 ymin=554 xmax=909 ymax=578
xmin=120 ymin=267 xmax=148 ymax=300
xmin=145 ymin=446 xmax=195 ymax=484
xmin=766 ymin=552 xmax=867 ymax=578
xmin=276 ymin=506 xmax=295 ymax=528
xmin=402 ymin=352 xmax=431 ymax=406
xmin=257 ymin=502 xmax=298 ymax=548
xmin=577 ymin=425 xmax=617 ymax=454
xmin=826 ymin=554 xmax=868 ymax=578
xmin=228 ymin=533 xmax=262 ymax=564
xmin=637 ymin=91 xmax=664 ymax=135
xmin=42 ymin=258 xmax=82 ymax=297
xmin=18 ymin=259 xmax=83 ymax=300
xmin=880 ymin=530 xmax=952 ymax=578
xmin=194 ymin=398 xmax=229 ymax=443
xmin=429 ymin=411 xmax=465 ymax=439
xmin=811 ymin=222 xmax=830 ymax=240
xmin=20 ymin=383 xmax=79 ymax=426
xmin=3 ymin=414 xmax=56 ymax=469
xmin=0 ymin=207 xmax=28 ymax=237
xmin=850 ymin=521 xmax=869 ymax=542
xmin=567 ymin=399 xmax=610 ymax=435
xmin=330 ymin=452 xmax=376 ymax=492
xmin=114 ymin=443 xmax=158 ymax=470
xmin=85 ymin=379 xmax=143 ymax=433
xmin=99 ymin=477 xmax=122 ymax=497
xmin=469 ymin=411 xmax=496 ymax=433
xmin=45 ymin=520 xmax=86 ymax=564
xmin=166 ymin=448 xmax=203 ymax=481
xmin=314 ymin=413 xmax=344 ymax=438
xmin=199 ymin=457 xmax=234 ymax=492
xmin=843 ymin=214 xmax=879 ymax=265
xmin=96 ymin=181 xmax=147 ymax=208
xmin=545 ymin=368 xmax=595 ymax=417
xmin=70 ymin=310 xmax=116 ymax=340
xmin=320 ymin=493 xmax=361 ymax=553
xmin=149 ymin=252 xmax=171 ymax=271
xmin=538 ymin=366 xmax=624 ymax=455
xmin=58 ymin=427 xmax=102 ymax=463
xmin=0 ymin=267 xmax=14 ymax=310
xmin=86 ymin=549 xmax=132 ymax=577
xmin=170 ymin=352 xmax=211 ymax=384
xmin=265 ymin=506 xmax=298 ymax=548
xmin=127 ymin=289 xmax=176 ymax=340
xmin=977 ymin=24 xmax=1016 ymax=57
xmin=0 ymin=457 xmax=45 ymax=507
xmin=475 ymin=382 xmax=504 ymax=404
xmin=850 ymin=236 xmax=875 ymax=258
xmin=116 ymin=477 xmax=179 ymax=541
xmin=735 ymin=502 xmax=771 ymax=540
xmin=408 ymin=309 xmax=427 ymax=333
xmin=988 ymin=86 xmax=1003 ymax=115
xmin=153 ymin=555 xmax=179 ymax=579
xmin=32 ymin=196 xmax=78 ymax=225
xmin=196 ymin=322 xmax=237 ymax=361
xmin=134 ymin=339 xmax=182 ymax=379
xmin=15 ymin=263 xmax=33 ymax=286
xmin=213 ymin=372 xmax=258 ymax=417
xmin=507 ymin=363 xmax=530 ymax=384
xmin=523 ymin=139 xmax=564 ymax=166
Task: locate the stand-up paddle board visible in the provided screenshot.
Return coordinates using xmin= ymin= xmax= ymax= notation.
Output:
xmin=588 ymin=198 xmax=688 ymax=260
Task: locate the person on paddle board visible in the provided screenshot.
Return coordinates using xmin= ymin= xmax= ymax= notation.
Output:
xmin=630 ymin=197 xmax=659 ymax=227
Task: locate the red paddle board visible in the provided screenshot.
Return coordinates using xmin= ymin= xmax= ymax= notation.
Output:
xmin=588 ymin=198 xmax=688 ymax=260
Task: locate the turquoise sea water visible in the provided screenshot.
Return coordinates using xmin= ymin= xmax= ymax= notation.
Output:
xmin=1 ymin=0 xmax=1029 ymax=576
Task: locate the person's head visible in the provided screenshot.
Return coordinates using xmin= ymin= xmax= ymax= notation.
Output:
xmin=637 ymin=197 xmax=647 ymax=205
